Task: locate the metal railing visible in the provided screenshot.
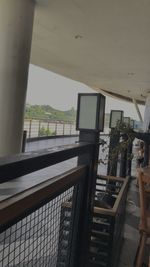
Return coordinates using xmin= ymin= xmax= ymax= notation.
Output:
xmin=0 ymin=136 xmax=131 ymax=267
xmin=24 ymin=119 xmax=79 ymax=138
xmin=0 ymin=167 xmax=87 ymax=267
xmin=0 ymin=143 xmax=94 ymax=267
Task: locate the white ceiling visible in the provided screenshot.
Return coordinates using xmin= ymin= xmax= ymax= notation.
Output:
xmin=31 ymin=0 xmax=150 ymax=104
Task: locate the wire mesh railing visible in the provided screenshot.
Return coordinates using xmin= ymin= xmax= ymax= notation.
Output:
xmin=24 ymin=119 xmax=78 ymax=138
xmin=0 ymin=142 xmax=93 ymax=267
xmin=0 ymin=165 xmax=87 ymax=267
xmin=0 ymin=188 xmax=74 ymax=267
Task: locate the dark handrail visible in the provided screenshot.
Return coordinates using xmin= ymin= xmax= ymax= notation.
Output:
xmin=27 ymin=134 xmax=78 ymax=142
xmin=0 ymin=165 xmax=87 ymax=230
xmin=0 ymin=142 xmax=93 ymax=183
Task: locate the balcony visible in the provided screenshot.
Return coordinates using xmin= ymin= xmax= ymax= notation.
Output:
xmin=0 ymin=137 xmax=148 ymax=267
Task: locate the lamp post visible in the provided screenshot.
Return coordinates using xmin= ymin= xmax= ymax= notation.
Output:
xmin=76 ymin=93 xmax=105 ymax=132
xmin=126 ymin=119 xmax=134 ymax=177
xmin=130 ymin=119 xmax=135 ymax=129
xmin=123 ymin=117 xmax=130 ymax=126
xmin=75 ymin=93 xmax=105 ymax=266
xmin=107 ymin=110 xmax=124 ymax=176
xmin=120 ymin=116 xmax=132 ymax=178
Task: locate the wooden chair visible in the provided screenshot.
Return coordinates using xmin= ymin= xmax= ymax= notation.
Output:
xmin=135 ymin=171 xmax=150 ymax=267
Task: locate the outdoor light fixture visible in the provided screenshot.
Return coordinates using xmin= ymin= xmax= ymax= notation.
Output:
xmin=76 ymin=93 xmax=105 ymax=131
xmin=109 ymin=110 xmax=124 ymax=129
xmin=123 ymin=117 xmax=130 ymax=126
xmin=130 ymin=119 xmax=134 ymax=129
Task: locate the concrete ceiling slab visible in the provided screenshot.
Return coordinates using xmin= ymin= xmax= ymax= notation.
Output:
xmin=31 ymin=0 xmax=150 ymax=104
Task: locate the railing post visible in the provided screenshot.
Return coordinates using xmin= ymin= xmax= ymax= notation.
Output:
xmin=63 ymin=123 xmax=65 ymax=135
xmin=119 ymin=134 xmax=128 ymax=178
xmin=70 ymin=123 xmax=72 ymax=135
xmin=21 ymin=130 xmax=27 ymax=152
xmin=73 ymin=131 xmax=100 ymax=267
xmin=107 ymin=129 xmax=120 ymax=176
xmin=54 ymin=122 xmax=57 ymax=135
xmin=127 ymin=139 xmax=133 ymax=177
xmin=38 ymin=120 xmax=41 ymax=137
xmin=68 ymin=93 xmax=105 ymax=267
xmin=143 ymin=141 xmax=149 ymax=167
xmin=47 ymin=121 xmax=50 ymax=135
xmin=29 ymin=119 xmax=32 ymax=138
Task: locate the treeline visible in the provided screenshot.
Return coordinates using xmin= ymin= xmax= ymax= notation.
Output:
xmin=25 ymin=104 xmax=76 ymax=123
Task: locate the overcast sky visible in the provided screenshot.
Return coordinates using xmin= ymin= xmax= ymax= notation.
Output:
xmin=27 ymin=64 xmax=145 ymax=121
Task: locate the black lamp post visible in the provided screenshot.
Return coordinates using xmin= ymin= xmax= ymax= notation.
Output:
xmin=107 ymin=110 xmax=124 ymax=176
xmin=120 ymin=116 xmax=134 ymax=178
xmin=109 ymin=110 xmax=124 ymax=129
xmin=123 ymin=117 xmax=130 ymax=126
xmin=76 ymin=93 xmax=105 ymax=132
xmin=130 ymin=119 xmax=135 ymax=129
xmin=76 ymin=93 xmax=106 ymax=266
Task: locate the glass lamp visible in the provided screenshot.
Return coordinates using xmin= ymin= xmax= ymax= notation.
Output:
xmin=130 ymin=119 xmax=134 ymax=128
xmin=123 ymin=117 xmax=130 ymax=126
xmin=109 ymin=110 xmax=124 ymax=129
xmin=76 ymin=93 xmax=105 ymax=132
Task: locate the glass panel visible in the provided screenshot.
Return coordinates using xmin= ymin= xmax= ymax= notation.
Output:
xmin=123 ymin=117 xmax=130 ymax=125
xmin=78 ymin=95 xmax=97 ymax=129
xmin=110 ymin=111 xmax=123 ymax=128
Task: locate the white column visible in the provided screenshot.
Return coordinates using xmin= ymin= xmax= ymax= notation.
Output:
xmin=132 ymin=98 xmax=143 ymax=122
xmin=0 ymin=0 xmax=35 ymax=156
xmin=143 ymin=93 xmax=150 ymax=132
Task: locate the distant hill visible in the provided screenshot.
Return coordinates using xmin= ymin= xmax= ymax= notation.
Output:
xmin=25 ymin=104 xmax=76 ymax=123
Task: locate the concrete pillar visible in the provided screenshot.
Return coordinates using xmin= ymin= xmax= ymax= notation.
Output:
xmin=0 ymin=0 xmax=35 ymax=156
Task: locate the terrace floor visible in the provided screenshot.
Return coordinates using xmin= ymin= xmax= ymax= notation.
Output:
xmin=118 ymin=145 xmax=150 ymax=267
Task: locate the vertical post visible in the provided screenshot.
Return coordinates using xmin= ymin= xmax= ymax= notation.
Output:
xmin=70 ymin=124 xmax=72 ymax=135
xmin=63 ymin=123 xmax=65 ymax=135
xmin=47 ymin=122 xmax=50 ymax=135
xmin=127 ymin=140 xmax=133 ymax=177
xmin=55 ymin=123 xmax=57 ymax=135
xmin=38 ymin=120 xmax=41 ymax=137
xmin=143 ymin=141 xmax=149 ymax=167
xmin=29 ymin=119 xmax=32 ymax=138
xmin=107 ymin=129 xmax=120 ymax=176
xmin=0 ymin=0 xmax=35 ymax=156
xmin=75 ymin=131 xmax=100 ymax=267
xmin=22 ymin=130 xmax=27 ymax=153
xmin=69 ymin=93 xmax=105 ymax=267
xmin=119 ymin=134 xmax=128 ymax=178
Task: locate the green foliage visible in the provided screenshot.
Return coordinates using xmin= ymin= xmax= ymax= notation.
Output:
xmin=25 ymin=104 xmax=76 ymax=123
xmin=39 ymin=126 xmax=56 ymax=137
xmin=108 ymin=122 xmax=135 ymax=173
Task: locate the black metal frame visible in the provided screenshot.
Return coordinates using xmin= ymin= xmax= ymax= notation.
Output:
xmin=130 ymin=119 xmax=135 ymax=129
xmin=76 ymin=93 xmax=105 ymax=132
xmin=0 ymin=141 xmax=96 ymax=267
xmin=123 ymin=116 xmax=130 ymax=125
xmin=0 ymin=135 xmax=130 ymax=267
xmin=109 ymin=110 xmax=124 ymax=129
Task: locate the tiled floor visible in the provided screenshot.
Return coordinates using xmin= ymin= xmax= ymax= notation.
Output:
xmin=119 ymin=177 xmax=149 ymax=267
xmin=119 ymin=177 xmax=140 ymax=267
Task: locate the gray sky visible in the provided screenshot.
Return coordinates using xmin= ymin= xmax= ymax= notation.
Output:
xmin=27 ymin=64 xmax=145 ymax=120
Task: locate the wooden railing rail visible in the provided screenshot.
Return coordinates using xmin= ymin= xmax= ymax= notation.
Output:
xmin=0 ymin=142 xmax=93 ymax=183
